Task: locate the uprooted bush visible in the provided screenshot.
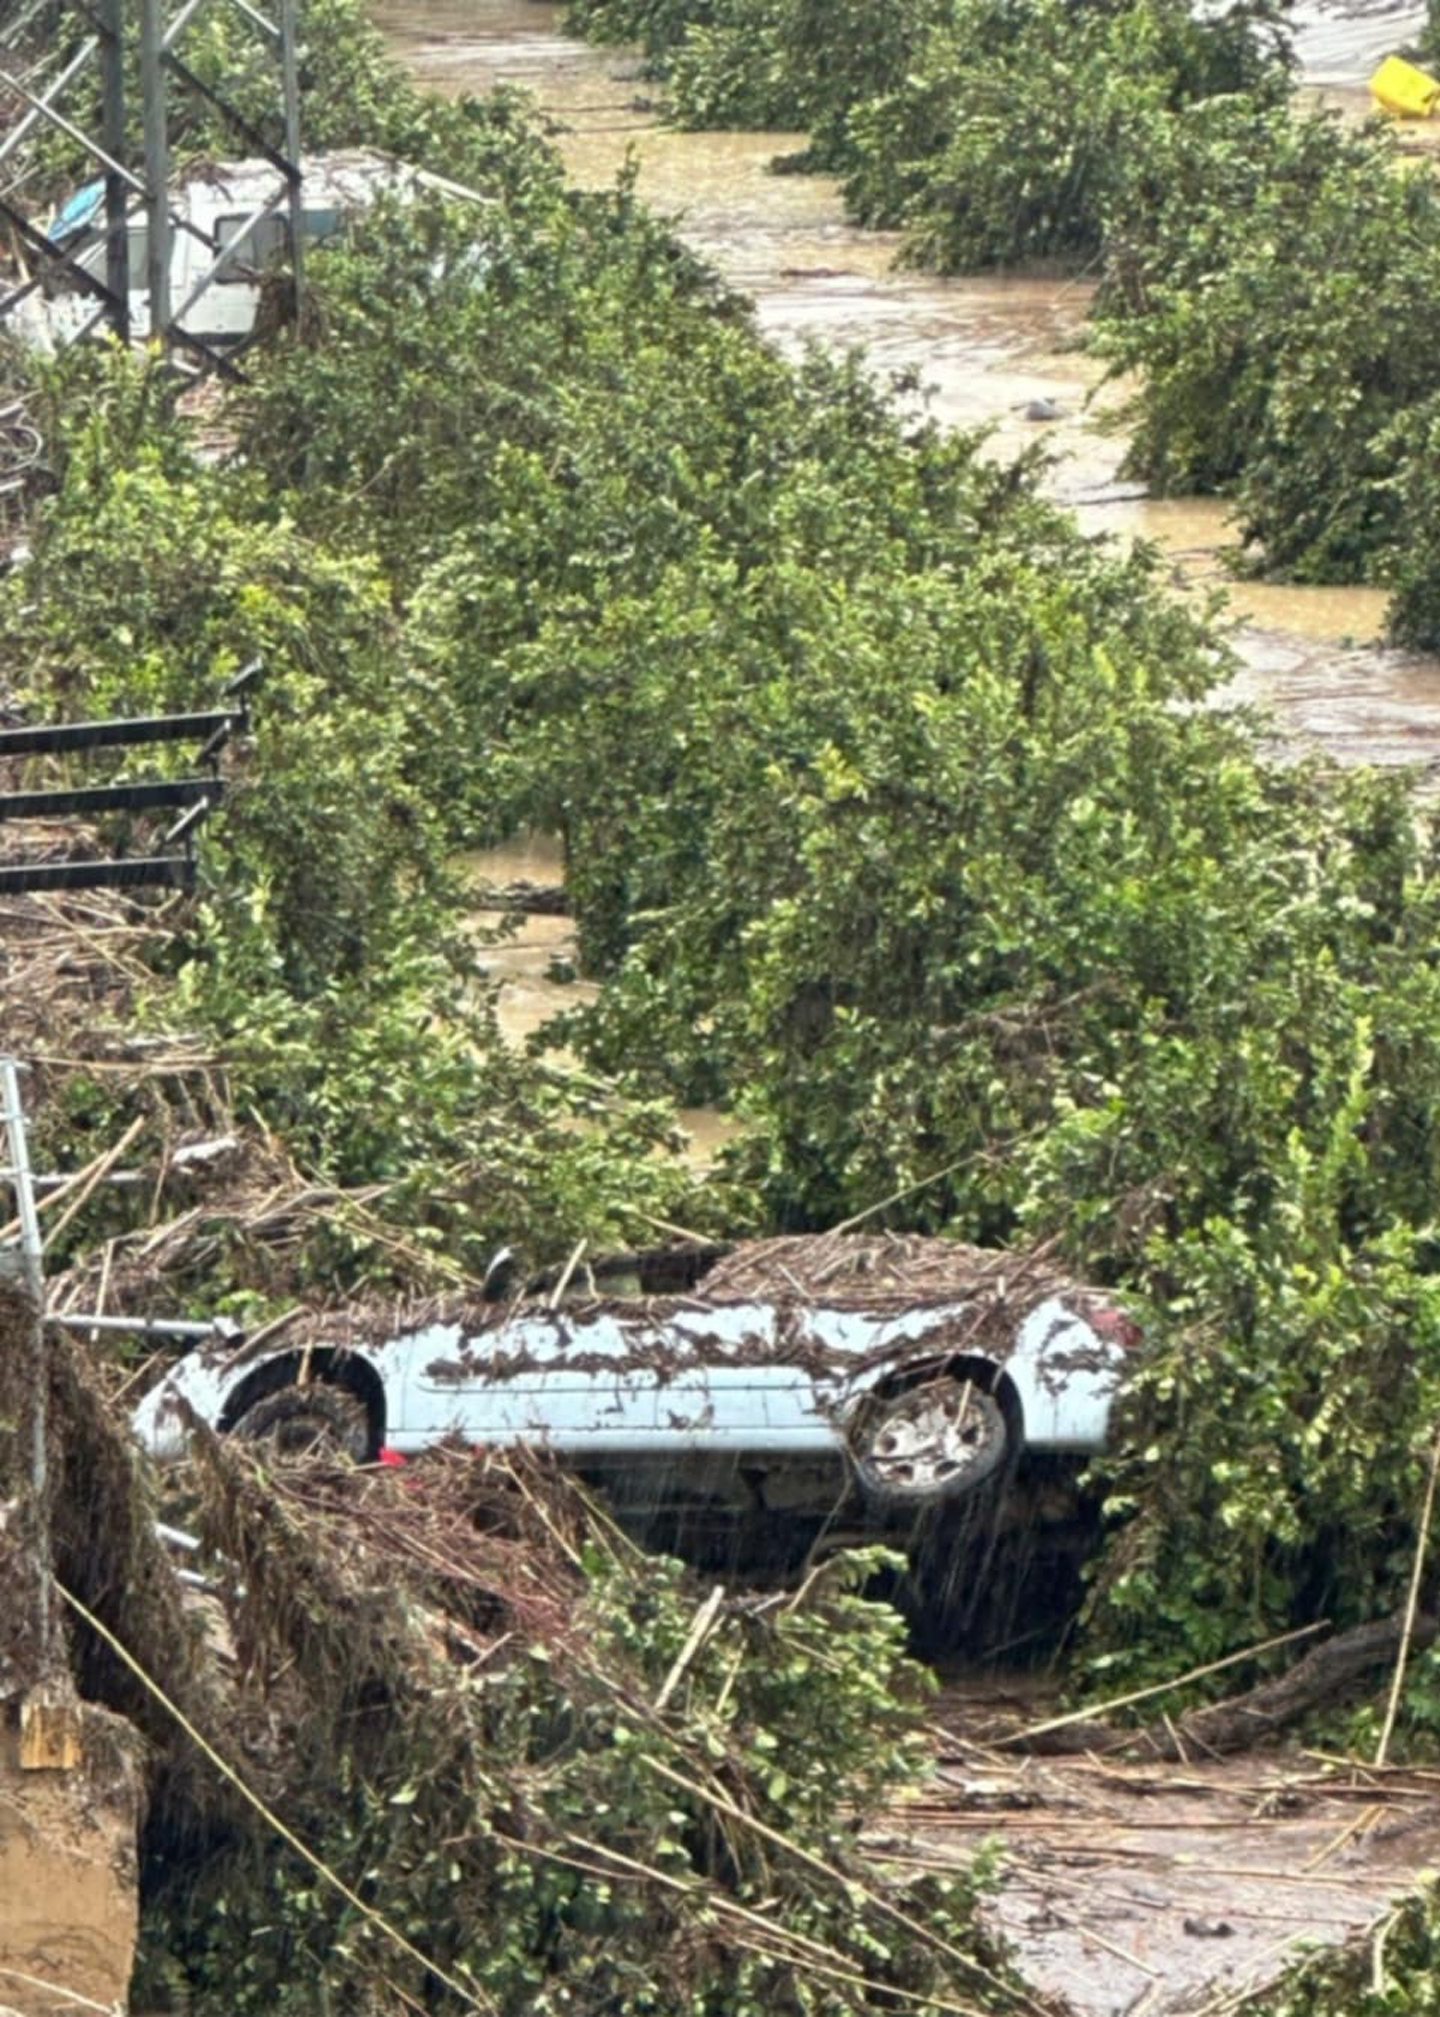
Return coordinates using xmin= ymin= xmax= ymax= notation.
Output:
xmin=132 ymin=1441 xmax=1014 ymax=2016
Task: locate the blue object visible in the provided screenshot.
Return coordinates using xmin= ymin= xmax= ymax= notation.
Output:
xmin=46 ymin=180 xmax=105 ymax=243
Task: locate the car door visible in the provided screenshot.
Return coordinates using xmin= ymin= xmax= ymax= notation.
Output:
xmin=393 ymin=1301 xmax=840 ymax=1458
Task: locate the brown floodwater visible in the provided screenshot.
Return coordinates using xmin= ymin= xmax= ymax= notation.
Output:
xmin=377 ymin=0 xmax=1440 ymax=1052
xmin=373 ymin=0 xmax=1440 ymax=777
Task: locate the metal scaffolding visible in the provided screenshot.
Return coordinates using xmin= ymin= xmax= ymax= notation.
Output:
xmin=0 ymin=0 xmax=305 ymax=368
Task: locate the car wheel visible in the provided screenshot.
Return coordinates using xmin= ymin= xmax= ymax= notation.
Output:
xmin=851 ymin=1377 xmax=1009 ymax=1511
xmin=230 ymin=1383 xmax=372 ymax=1463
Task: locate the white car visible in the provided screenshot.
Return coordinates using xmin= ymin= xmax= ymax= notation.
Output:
xmin=132 ymin=1237 xmax=1140 ymax=1524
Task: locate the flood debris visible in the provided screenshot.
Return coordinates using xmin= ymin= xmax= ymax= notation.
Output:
xmin=996 ymin=1612 xmax=1440 ymax=1760
xmin=0 ymin=1258 xmax=1028 ymax=2014
xmin=878 ymin=1690 xmax=1440 ymax=2016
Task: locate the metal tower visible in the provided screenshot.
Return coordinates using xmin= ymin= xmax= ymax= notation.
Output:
xmin=0 ymin=0 xmax=305 ymax=368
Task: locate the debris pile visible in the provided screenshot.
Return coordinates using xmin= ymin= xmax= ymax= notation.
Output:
xmin=0 ymin=1285 xmax=1021 ymax=2014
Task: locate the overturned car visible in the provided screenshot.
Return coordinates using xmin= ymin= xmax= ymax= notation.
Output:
xmin=133 ymin=1237 xmax=1140 ymax=1557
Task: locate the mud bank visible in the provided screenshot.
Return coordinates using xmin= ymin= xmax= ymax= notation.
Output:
xmin=0 ymin=1710 xmax=143 ymax=2017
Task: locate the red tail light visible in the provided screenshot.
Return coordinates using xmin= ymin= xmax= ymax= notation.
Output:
xmin=1090 ymin=1304 xmax=1144 ymax=1351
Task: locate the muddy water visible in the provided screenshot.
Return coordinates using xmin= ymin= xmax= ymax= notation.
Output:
xmin=380 ymin=0 xmax=1440 ymax=1050
xmin=375 ymin=0 xmax=1440 ymax=776
xmin=890 ymin=1720 xmax=1440 ymax=2016
xmin=459 ymin=837 xmax=739 ymax=1161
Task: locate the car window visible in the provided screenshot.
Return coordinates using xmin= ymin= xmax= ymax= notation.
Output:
xmin=215 ymin=212 xmax=289 ymax=281
xmin=77 ymin=224 xmax=148 ymax=283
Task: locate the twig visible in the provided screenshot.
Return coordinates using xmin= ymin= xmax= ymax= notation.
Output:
xmin=0 ymin=1968 xmax=117 ymax=2013
xmin=1022 ymin=1901 xmax=1162 ymax=1980
xmin=1000 ymin=1620 xmax=1331 ymax=1746
xmin=17 ymin=1116 xmax=145 ymax=1250
xmin=654 ymin=1583 xmax=725 ymax=1711
xmin=1301 ymin=1800 xmax=1383 ymax=1873
xmin=830 ymin=1155 xmax=976 ymax=1235
xmin=548 ymin=1237 xmax=587 ymax=1309
xmin=1375 ymin=1421 xmax=1440 ymax=1768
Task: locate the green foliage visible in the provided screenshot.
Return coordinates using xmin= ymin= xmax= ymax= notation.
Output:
xmin=565 ymin=0 xmax=716 ymax=54
xmin=129 ymin=35 xmax=1440 ymax=1705
xmin=231 ymin=183 xmax=782 ymax=598
xmin=0 ymin=342 xmax=704 ymax=1289
xmin=658 ymin=0 xmax=951 ymax=156
xmin=557 ymin=0 xmax=1440 ymax=620
xmin=17 ymin=0 xmax=1440 ymax=1763
xmin=1233 ymin=1879 xmax=1440 ymax=2014
xmin=848 ymin=0 xmax=1292 ymax=269
xmin=665 ymin=0 xmax=797 ymax=130
xmin=1094 ymin=101 xmax=1440 ymax=583
xmin=139 ymin=1464 xmax=1008 ymax=2016
xmin=1380 ymin=391 xmax=1440 ymax=650
xmin=11 ymin=346 xmax=452 ymax=994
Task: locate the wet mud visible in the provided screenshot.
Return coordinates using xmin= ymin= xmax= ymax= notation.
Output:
xmin=886 ymin=1711 xmax=1440 ymax=2015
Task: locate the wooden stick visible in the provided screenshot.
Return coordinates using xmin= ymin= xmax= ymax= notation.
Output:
xmin=1375 ymin=1421 xmax=1440 ymax=1768
xmin=1301 ymin=1800 xmax=1383 ymax=1873
xmin=0 ymin=1964 xmax=117 ymax=2013
xmin=830 ymin=1154 xmax=976 ymax=1235
xmin=654 ymin=1583 xmax=725 ymax=1711
xmin=46 ymin=1117 xmax=148 ymax=1250
xmin=999 ymin=1620 xmax=1330 ymax=1745
xmin=1013 ymin=1901 xmax=1162 ymax=1979
xmin=0 ymin=1116 xmax=144 ymax=1242
xmin=548 ymin=1237 xmax=587 ymax=1309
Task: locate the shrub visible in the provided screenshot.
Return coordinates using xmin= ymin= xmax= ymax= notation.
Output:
xmin=1095 ymin=100 xmax=1440 ymax=582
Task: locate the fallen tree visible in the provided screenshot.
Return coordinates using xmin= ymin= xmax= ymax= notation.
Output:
xmin=1004 ymin=1613 xmax=1440 ymax=1759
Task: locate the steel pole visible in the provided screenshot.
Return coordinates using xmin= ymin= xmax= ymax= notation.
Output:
xmin=138 ymin=0 xmax=172 ymax=341
xmin=99 ymin=0 xmax=130 ymax=344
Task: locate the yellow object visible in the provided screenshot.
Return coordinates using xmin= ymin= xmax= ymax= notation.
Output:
xmin=1370 ymin=54 xmax=1440 ymax=119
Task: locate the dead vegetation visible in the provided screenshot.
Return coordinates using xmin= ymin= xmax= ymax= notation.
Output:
xmin=35 ymin=1336 xmax=1016 ymax=2015
xmin=0 ymin=889 xmax=492 ymax=1332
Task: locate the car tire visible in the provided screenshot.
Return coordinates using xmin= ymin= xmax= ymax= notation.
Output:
xmin=850 ymin=1377 xmax=1009 ymax=1511
xmin=230 ymin=1383 xmax=372 ymax=1463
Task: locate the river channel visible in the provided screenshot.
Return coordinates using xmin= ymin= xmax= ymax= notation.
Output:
xmin=371 ymin=0 xmax=1440 ymax=1082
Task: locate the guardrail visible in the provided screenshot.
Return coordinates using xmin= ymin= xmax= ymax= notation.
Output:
xmin=0 ymin=657 xmax=259 ymax=895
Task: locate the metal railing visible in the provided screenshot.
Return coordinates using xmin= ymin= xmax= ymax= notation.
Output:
xmin=0 ymin=657 xmax=259 ymax=896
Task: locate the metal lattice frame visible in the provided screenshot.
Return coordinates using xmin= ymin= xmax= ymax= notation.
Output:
xmin=0 ymin=0 xmax=304 ymax=368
